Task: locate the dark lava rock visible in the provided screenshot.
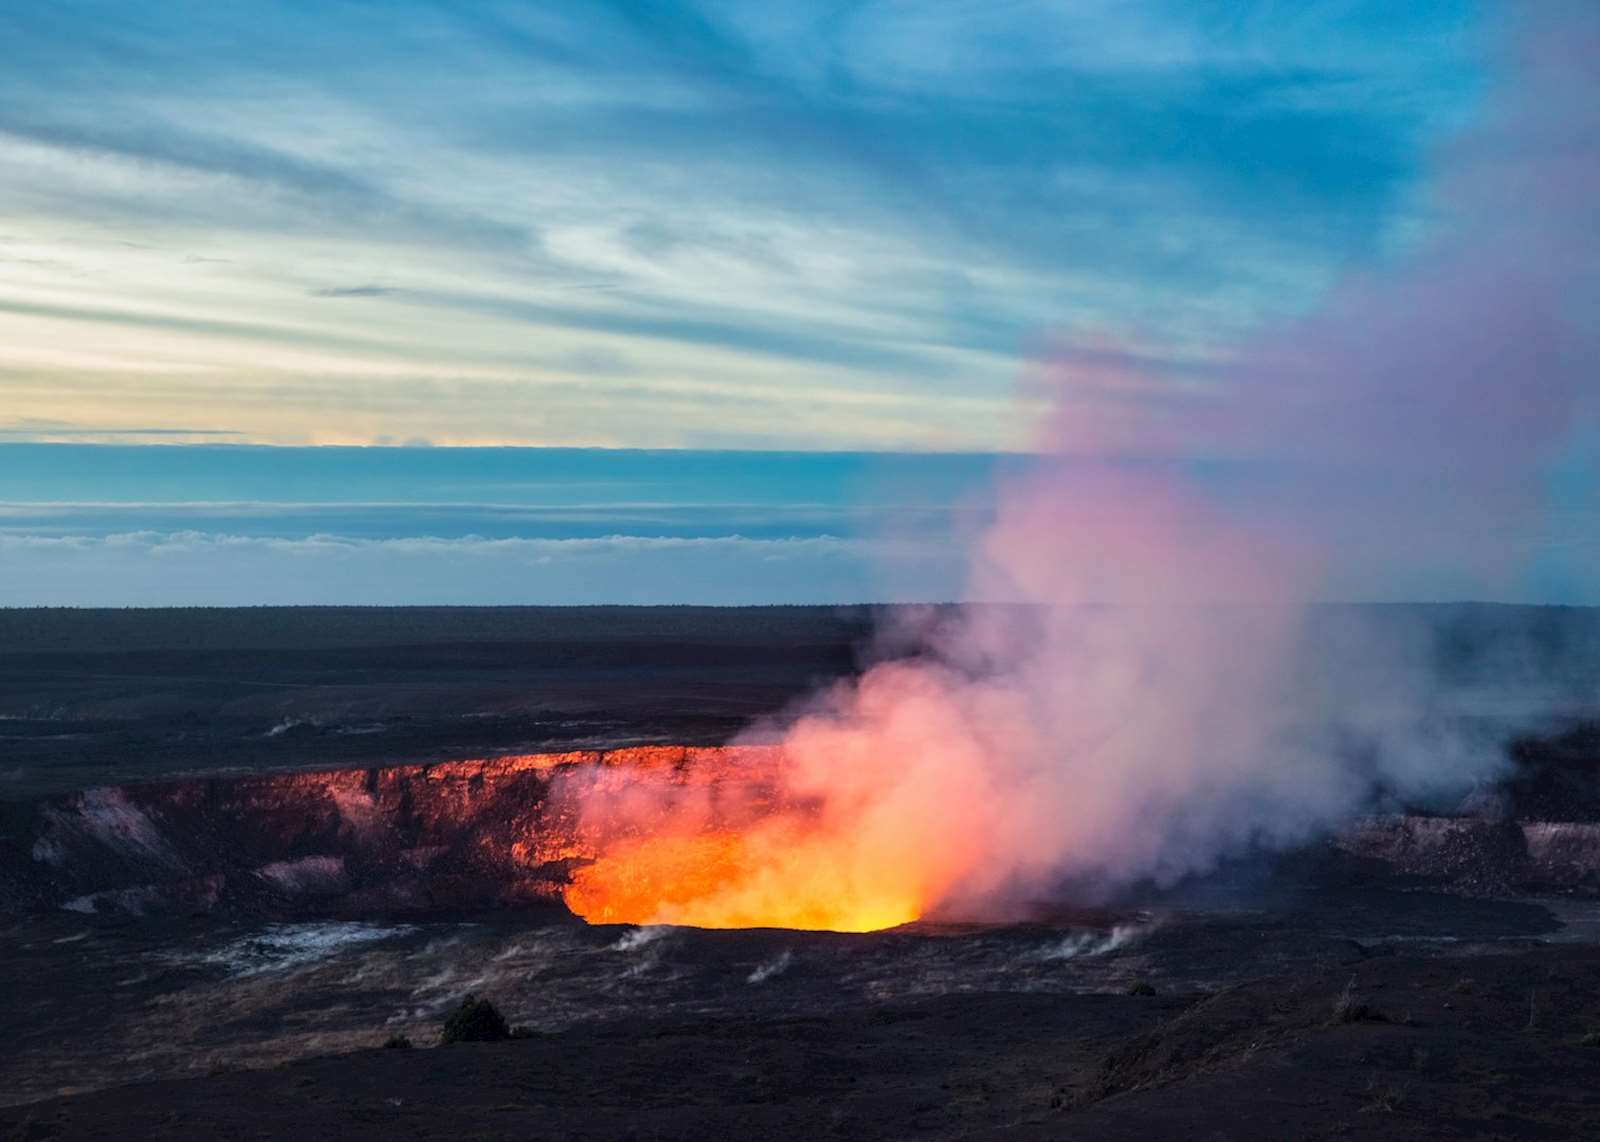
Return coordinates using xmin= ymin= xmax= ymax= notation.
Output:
xmin=1508 ymin=722 xmax=1600 ymax=822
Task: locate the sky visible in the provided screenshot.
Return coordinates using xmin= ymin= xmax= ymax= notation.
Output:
xmin=2 ymin=0 xmax=1487 ymax=450
xmin=0 ymin=0 xmax=1594 ymax=606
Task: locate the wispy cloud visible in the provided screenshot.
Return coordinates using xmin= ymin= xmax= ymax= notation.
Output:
xmin=309 ymin=285 xmax=397 ymax=299
xmin=0 ymin=419 xmax=243 ymax=442
xmin=0 ymin=0 xmax=1485 ymax=448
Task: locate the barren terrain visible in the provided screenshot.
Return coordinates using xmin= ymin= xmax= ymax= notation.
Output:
xmin=2 ymin=606 xmax=1599 ymax=1140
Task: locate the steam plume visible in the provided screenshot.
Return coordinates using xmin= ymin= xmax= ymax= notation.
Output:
xmin=561 ymin=5 xmax=1598 ymax=929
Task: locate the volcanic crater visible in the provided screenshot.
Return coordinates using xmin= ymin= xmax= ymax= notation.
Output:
xmin=5 ymin=606 xmax=1600 ymax=1139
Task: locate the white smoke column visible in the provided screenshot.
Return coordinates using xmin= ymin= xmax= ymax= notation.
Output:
xmin=738 ymin=2 xmax=1597 ymax=919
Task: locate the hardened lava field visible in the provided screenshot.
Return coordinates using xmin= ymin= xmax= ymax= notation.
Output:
xmin=4 ymin=606 xmax=1600 ymax=1140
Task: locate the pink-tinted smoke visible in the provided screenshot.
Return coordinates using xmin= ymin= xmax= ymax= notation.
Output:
xmin=559 ymin=4 xmax=1597 ymax=928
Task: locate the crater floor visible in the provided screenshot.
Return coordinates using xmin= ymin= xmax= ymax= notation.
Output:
xmin=3 ymin=892 xmax=1600 ymax=1139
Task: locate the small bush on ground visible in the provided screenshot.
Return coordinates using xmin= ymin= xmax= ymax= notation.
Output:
xmin=440 ymin=994 xmax=510 ymax=1044
xmin=1331 ymin=976 xmax=1387 ymax=1025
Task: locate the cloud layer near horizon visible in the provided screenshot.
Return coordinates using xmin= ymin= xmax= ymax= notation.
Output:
xmin=0 ymin=531 xmax=941 ymax=607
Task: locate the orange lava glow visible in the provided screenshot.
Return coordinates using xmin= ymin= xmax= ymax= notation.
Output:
xmin=553 ymin=746 xmax=936 ymax=933
xmin=564 ymin=826 xmax=923 ymax=933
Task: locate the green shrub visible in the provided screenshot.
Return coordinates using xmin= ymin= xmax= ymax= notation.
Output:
xmin=383 ymin=1033 xmax=413 ymax=1049
xmin=440 ymin=994 xmax=510 ymax=1044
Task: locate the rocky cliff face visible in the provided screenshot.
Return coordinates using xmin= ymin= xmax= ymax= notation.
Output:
xmin=7 ymin=738 xmax=1600 ymax=919
xmin=0 ymin=746 xmax=776 ymax=917
xmin=1337 ymin=815 xmax=1600 ymax=894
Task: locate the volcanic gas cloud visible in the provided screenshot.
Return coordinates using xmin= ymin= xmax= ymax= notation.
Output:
xmin=559 ymin=4 xmax=1598 ymax=933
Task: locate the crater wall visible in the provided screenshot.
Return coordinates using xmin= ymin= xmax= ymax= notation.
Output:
xmin=0 ymin=746 xmax=776 ymax=917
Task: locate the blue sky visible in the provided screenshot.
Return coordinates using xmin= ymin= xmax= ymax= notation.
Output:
xmin=1 ymin=0 xmax=1484 ymax=449
xmin=1 ymin=1 xmax=1595 ymax=606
